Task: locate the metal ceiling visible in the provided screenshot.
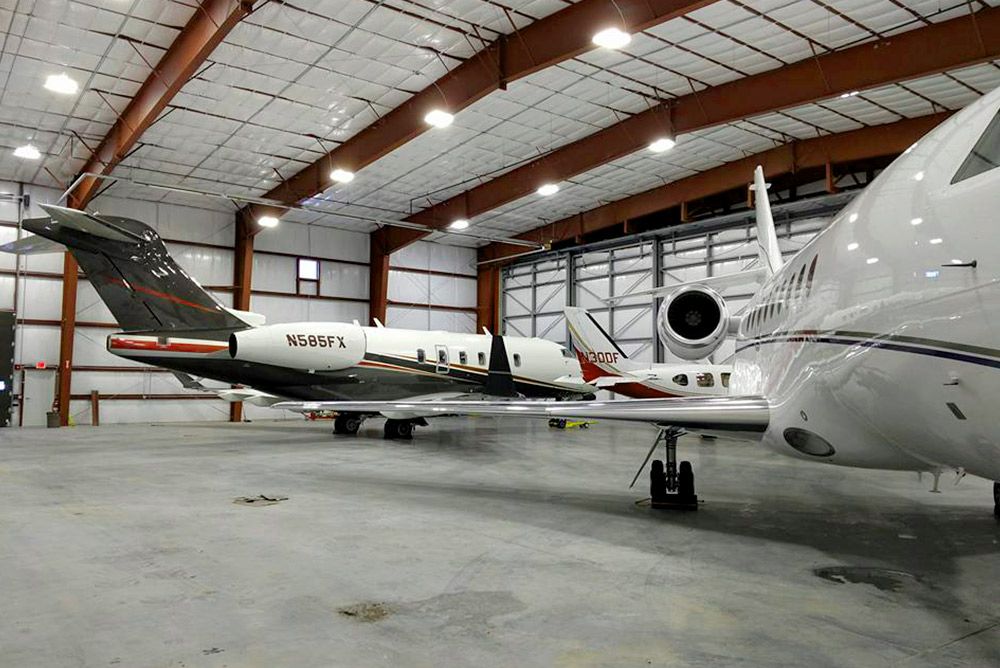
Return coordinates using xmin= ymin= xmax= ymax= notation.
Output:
xmin=1 ymin=0 xmax=998 ymax=245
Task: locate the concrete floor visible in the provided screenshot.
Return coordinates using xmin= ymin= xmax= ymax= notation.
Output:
xmin=1 ymin=417 xmax=998 ymax=668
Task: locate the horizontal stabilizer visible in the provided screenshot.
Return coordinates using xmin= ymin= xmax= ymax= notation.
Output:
xmin=0 ymin=228 xmax=65 ymax=255
xmin=36 ymin=204 xmax=142 ymax=242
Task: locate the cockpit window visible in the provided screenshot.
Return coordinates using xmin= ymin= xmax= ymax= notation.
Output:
xmin=673 ymin=373 xmax=688 ymax=386
xmin=952 ymin=110 xmax=1000 ymax=184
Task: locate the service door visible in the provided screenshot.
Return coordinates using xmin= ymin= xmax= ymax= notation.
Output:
xmin=21 ymin=369 xmax=56 ymax=427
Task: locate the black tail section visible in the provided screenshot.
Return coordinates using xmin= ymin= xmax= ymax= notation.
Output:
xmin=29 ymin=205 xmax=248 ymax=333
xmin=484 ymin=334 xmax=519 ymax=398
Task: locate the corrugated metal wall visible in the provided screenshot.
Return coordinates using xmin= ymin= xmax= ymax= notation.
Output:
xmin=388 ymin=240 xmax=477 ymax=333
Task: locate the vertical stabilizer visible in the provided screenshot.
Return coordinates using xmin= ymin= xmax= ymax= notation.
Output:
xmin=565 ymin=306 xmax=643 ymax=381
xmin=484 ymin=334 xmax=518 ymax=397
xmin=751 ymin=166 xmax=783 ymax=275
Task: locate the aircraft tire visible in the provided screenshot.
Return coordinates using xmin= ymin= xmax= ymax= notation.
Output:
xmin=994 ymin=481 xmax=999 ymax=517
xmin=341 ymin=414 xmax=361 ymax=435
xmin=384 ymin=419 xmax=413 ymax=440
xmin=679 ymin=460 xmax=695 ymax=499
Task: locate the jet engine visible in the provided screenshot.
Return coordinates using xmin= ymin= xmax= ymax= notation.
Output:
xmin=228 ymin=322 xmax=365 ymax=370
xmin=656 ymin=286 xmax=729 ymax=360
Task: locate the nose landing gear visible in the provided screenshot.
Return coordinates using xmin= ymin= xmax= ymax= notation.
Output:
xmin=631 ymin=427 xmax=698 ymax=510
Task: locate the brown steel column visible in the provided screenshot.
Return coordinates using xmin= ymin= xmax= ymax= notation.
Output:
xmin=476 ymin=264 xmax=500 ymax=334
xmin=230 ymin=212 xmax=254 ymax=422
xmin=369 ymin=228 xmax=391 ymax=325
xmin=56 ymin=253 xmax=78 ymax=426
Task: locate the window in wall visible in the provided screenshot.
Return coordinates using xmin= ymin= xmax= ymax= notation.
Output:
xmin=721 ymin=372 xmax=731 ymax=388
xmin=696 ymin=373 xmax=714 ymax=387
xmin=297 ymin=258 xmax=319 ymax=296
xmin=459 ymin=351 xmax=467 ymax=365
xmin=673 ymin=374 xmax=689 ymax=386
xmin=512 ymin=353 xmax=521 ymax=367
xmin=952 ymin=110 xmax=1000 ymax=184
xmin=478 ymin=352 xmax=486 ymax=366
xmin=417 ymin=349 xmax=425 ymax=364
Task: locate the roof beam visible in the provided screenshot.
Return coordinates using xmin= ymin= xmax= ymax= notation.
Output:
xmin=478 ymin=112 xmax=950 ymax=262
xmin=393 ymin=6 xmax=1000 ymax=252
xmin=244 ymin=0 xmax=716 ymax=226
xmin=69 ymin=0 xmax=254 ymax=208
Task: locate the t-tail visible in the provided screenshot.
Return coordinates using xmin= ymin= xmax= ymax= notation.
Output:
xmin=565 ymin=306 xmax=643 ymax=381
xmin=3 ymin=205 xmax=252 ymax=334
xmin=750 ymin=165 xmax=783 ymax=276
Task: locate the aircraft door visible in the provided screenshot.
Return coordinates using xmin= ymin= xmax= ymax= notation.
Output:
xmin=434 ymin=345 xmax=450 ymax=374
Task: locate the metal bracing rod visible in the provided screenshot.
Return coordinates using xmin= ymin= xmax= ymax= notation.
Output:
xmin=57 ymin=172 xmax=545 ymax=250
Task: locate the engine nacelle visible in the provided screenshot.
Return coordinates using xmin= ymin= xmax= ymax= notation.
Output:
xmin=229 ymin=322 xmax=365 ymax=371
xmin=656 ymin=286 xmax=729 ymax=360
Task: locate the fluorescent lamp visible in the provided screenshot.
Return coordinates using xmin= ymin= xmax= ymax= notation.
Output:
xmin=424 ymin=109 xmax=454 ymax=128
xmin=839 ymin=90 xmax=859 ymax=99
xmin=44 ymin=73 xmax=79 ymax=95
xmin=846 ymin=242 xmax=859 ymax=251
xmin=449 ymin=219 xmax=469 ymax=230
xmin=13 ymin=144 xmax=40 ymax=160
xmin=648 ymin=137 xmax=675 ymax=153
xmin=537 ymin=183 xmax=559 ymax=197
xmin=258 ymin=215 xmax=279 ymax=228
xmin=330 ymin=168 xmax=355 ymax=183
xmin=929 ymin=238 xmax=943 ymax=244
xmin=914 ymin=171 xmax=925 ymax=181
xmin=910 ymin=217 xmax=923 ymax=226
xmin=866 ymin=257 xmax=879 ymax=265
xmin=592 ymin=27 xmax=631 ymax=50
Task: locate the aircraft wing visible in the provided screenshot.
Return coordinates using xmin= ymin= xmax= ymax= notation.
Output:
xmin=273 ymin=396 xmax=770 ymax=433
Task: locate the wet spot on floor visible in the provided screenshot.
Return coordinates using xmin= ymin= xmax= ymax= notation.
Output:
xmin=814 ymin=566 xmax=920 ymax=592
xmin=233 ymin=494 xmax=287 ymax=506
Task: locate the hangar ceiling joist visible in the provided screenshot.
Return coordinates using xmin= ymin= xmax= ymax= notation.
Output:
xmin=388 ymin=5 xmax=1000 ymax=255
xmin=243 ymin=0 xmax=718 ymax=226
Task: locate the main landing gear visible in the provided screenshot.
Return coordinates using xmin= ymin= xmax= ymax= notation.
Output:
xmin=383 ymin=418 xmax=427 ymax=440
xmin=994 ymin=481 xmax=999 ymax=518
xmin=333 ymin=413 xmax=363 ymax=436
xmin=630 ymin=427 xmax=698 ymax=510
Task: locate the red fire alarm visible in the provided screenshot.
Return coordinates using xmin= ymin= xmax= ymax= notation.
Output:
xmin=34 ymin=362 xmax=46 ymax=369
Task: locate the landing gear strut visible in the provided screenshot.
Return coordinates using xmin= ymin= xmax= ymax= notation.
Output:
xmin=631 ymin=427 xmax=698 ymax=510
xmin=333 ymin=413 xmax=363 ymax=435
xmin=994 ymin=481 xmax=999 ymax=518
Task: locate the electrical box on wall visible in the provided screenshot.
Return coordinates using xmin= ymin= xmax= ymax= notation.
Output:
xmin=0 ymin=311 xmax=13 ymax=427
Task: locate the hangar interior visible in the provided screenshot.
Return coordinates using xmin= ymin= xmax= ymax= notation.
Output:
xmin=2 ymin=0 xmax=1000 ymax=665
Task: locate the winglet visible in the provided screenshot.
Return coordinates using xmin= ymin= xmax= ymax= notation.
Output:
xmin=483 ymin=334 xmax=518 ymax=398
xmin=481 ymin=326 xmax=492 ymax=336
xmin=373 ymin=318 xmax=385 ymax=328
xmin=750 ymin=166 xmax=782 ymax=275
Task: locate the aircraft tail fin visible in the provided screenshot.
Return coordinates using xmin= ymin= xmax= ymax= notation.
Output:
xmin=15 ymin=205 xmax=251 ymax=333
xmin=484 ymin=334 xmax=519 ymax=398
xmin=565 ymin=307 xmax=643 ymax=382
xmin=750 ymin=165 xmax=783 ymax=275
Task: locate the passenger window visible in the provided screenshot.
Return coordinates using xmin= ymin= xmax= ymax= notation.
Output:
xmin=673 ymin=374 xmax=688 ymax=386
xmin=696 ymin=373 xmax=714 ymax=388
xmin=952 ymin=110 xmax=1000 ymax=184
xmin=796 ymin=265 xmax=806 ymax=300
xmin=437 ymin=349 xmax=447 ymax=364
xmin=417 ymin=349 xmax=425 ymax=363
xmin=806 ymin=256 xmax=818 ymax=296
xmin=512 ymin=353 xmax=521 ymax=367
xmin=459 ymin=351 xmax=467 ymax=365
xmin=478 ymin=352 xmax=486 ymax=366
xmin=721 ymin=372 xmax=730 ymax=388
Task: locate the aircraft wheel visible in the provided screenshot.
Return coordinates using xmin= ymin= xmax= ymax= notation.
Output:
xmin=384 ymin=419 xmax=413 ymax=440
xmin=994 ymin=481 xmax=999 ymax=518
xmin=678 ymin=460 xmax=695 ymax=499
xmin=340 ymin=414 xmax=362 ymax=436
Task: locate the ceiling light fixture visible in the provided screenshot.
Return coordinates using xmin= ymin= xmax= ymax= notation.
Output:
xmin=910 ymin=217 xmax=923 ymax=226
xmin=44 ymin=72 xmax=79 ymax=95
xmin=330 ymin=168 xmax=355 ymax=183
xmin=847 ymin=242 xmax=859 ymax=251
xmin=449 ymin=219 xmax=470 ymax=230
xmin=648 ymin=137 xmax=675 ymax=153
xmin=537 ymin=183 xmax=559 ymax=197
xmin=257 ymin=215 xmax=280 ymax=228
xmin=866 ymin=257 xmax=879 ymax=265
xmin=839 ymin=90 xmax=859 ymax=99
xmin=592 ymin=27 xmax=631 ymax=50
xmin=424 ymin=109 xmax=454 ymax=128
xmin=13 ymin=144 xmax=40 ymax=160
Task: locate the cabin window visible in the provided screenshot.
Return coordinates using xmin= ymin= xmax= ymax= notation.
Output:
xmin=512 ymin=353 xmax=522 ymax=367
xmin=796 ymin=265 xmax=807 ymax=301
xmin=696 ymin=372 xmax=714 ymax=388
xmin=437 ymin=349 xmax=447 ymax=364
xmin=478 ymin=352 xmax=486 ymax=366
xmin=721 ymin=372 xmax=731 ymax=388
xmin=673 ymin=374 xmax=688 ymax=386
xmin=952 ymin=109 xmax=1000 ymax=184
xmin=459 ymin=351 xmax=467 ymax=365
xmin=416 ymin=349 xmax=425 ymax=364
xmin=560 ymin=347 xmax=575 ymax=359
xmin=806 ymin=255 xmax=818 ymax=296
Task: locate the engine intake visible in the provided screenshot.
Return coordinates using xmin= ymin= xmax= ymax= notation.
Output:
xmin=657 ymin=286 xmax=729 ymax=360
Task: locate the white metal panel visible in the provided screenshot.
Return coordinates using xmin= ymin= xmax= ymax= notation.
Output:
xmin=249 ymin=293 xmax=367 ymax=324
xmin=252 ymin=254 xmax=296 ymax=293
xmin=320 ymin=262 xmax=369 ymax=300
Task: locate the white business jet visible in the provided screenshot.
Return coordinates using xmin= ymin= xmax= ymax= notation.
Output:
xmin=278 ymin=85 xmax=1000 ymax=515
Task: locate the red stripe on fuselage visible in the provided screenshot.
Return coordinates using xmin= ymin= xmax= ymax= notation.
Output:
xmin=109 ymin=338 xmax=227 ymax=354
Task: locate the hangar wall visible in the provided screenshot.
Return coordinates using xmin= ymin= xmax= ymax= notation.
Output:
xmin=1 ymin=183 xmax=477 ymax=425
xmin=502 ymin=210 xmax=832 ymax=367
